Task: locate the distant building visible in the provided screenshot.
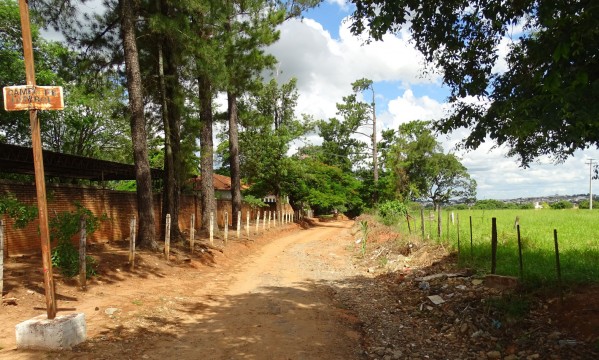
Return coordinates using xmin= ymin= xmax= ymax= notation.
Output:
xmin=190 ymin=174 xmax=249 ymax=200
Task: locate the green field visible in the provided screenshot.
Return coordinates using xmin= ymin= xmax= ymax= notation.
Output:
xmin=402 ymin=209 xmax=599 ymax=286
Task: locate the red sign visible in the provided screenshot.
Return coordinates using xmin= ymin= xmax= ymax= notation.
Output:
xmin=3 ymin=85 xmax=64 ymax=111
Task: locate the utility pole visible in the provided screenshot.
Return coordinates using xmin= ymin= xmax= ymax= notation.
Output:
xmin=586 ymin=159 xmax=595 ymax=210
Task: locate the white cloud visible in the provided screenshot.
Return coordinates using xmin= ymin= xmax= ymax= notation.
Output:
xmin=326 ymin=0 xmax=350 ymax=11
xmin=266 ymin=17 xmax=436 ymax=121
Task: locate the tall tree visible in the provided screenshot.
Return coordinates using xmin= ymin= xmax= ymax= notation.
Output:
xmin=119 ymin=0 xmax=156 ymax=249
xmin=349 ymin=0 xmax=599 ymax=166
xmin=386 ymin=121 xmax=476 ymax=206
xmin=222 ymin=0 xmax=283 ymax=229
xmin=351 ymin=78 xmax=379 ymax=201
xmin=240 ymin=78 xmax=311 ymax=211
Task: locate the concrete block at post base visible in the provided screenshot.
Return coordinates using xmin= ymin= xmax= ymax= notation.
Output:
xmin=15 ymin=313 xmax=86 ymax=350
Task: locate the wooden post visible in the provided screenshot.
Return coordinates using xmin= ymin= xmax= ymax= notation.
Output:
xmin=268 ymin=211 xmax=271 ymax=229
xmin=165 ymin=214 xmax=171 ymax=260
xmin=456 ymin=214 xmax=460 ymax=264
xmin=1 ymin=219 xmax=4 ymax=298
xmin=129 ymin=216 xmax=136 ymax=269
xmin=190 ymin=214 xmax=196 ymax=253
xmin=420 ymin=208 xmax=425 ymax=239
xmin=209 ymin=212 xmax=214 ymax=245
xmin=262 ymin=211 xmax=266 ymax=231
xmin=446 ymin=210 xmax=450 ymax=242
xmin=517 ymin=224 xmax=523 ymax=280
xmin=491 ymin=217 xmax=497 ymax=274
xmin=437 ymin=204 xmax=442 ymax=239
xmin=554 ymin=229 xmax=563 ymax=304
xmin=224 ymin=211 xmax=228 ymax=245
xmin=18 ymin=0 xmax=56 ymax=319
xmin=246 ymin=211 xmax=250 ymax=239
xmin=255 ymin=211 xmax=260 ymax=232
xmin=237 ymin=211 xmax=241 ymax=239
xmin=469 ymin=216 xmax=473 ymax=259
xmin=79 ymin=216 xmax=87 ymax=288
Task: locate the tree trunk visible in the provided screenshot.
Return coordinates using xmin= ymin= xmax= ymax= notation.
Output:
xmin=119 ymin=0 xmax=157 ymax=250
xmin=228 ymin=91 xmax=242 ymax=229
xmin=158 ymin=0 xmax=183 ymax=242
xmin=198 ymin=75 xmax=216 ymax=231
xmin=157 ymin=41 xmax=175 ymax=242
xmin=372 ymin=92 xmax=378 ymax=204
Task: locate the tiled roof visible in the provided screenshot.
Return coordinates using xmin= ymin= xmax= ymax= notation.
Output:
xmin=191 ymin=174 xmax=249 ymax=191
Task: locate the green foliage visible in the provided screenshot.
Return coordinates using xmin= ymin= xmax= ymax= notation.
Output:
xmin=377 ymin=200 xmax=408 ymax=226
xmin=242 ymin=195 xmax=267 ymax=209
xmin=281 ymin=154 xmax=364 ymax=217
xmin=49 ymin=203 xmax=105 ymax=278
xmin=385 ymin=120 xmax=476 ymax=205
xmin=0 ymin=194 xmax=37 ymax=229
xmin=349 ymin=0 xmax=599 ymax=166
xmin=550 ymin=200 xmax=573 ymax=209
xmin=359 ymin=220 xmax=369 ymax=257
xmin=577 ymin=200 xmax=595 ymax=209
xmin=473 ymin=199 xmax=509 ymax=210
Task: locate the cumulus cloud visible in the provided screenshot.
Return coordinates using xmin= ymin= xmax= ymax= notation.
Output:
xmin=266 ymin=17 xmax=436 ymax=120
xmin=267 ymin=13 xmax=599 ymax=200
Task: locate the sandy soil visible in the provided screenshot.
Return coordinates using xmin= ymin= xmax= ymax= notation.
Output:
xmin=1 ymin=220 xmax=362 ymax=360
xmin=2 ymin=217 xmax=598 ymax=360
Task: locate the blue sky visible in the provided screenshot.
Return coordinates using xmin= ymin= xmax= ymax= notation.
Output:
xmin=265 ymin=0 xmax=599 ymax=200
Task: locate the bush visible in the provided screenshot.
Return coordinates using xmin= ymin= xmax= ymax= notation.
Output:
xmin=550 ymin=200 xmax=573 ymax=209
xmin=377 ymin=200 xmax=408 ymax=225
xmin=50 ymin=203 xmax=105 ymax=278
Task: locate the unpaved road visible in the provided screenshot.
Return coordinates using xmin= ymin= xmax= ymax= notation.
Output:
xmin=2 ymin=221 xmax=364 ymax=359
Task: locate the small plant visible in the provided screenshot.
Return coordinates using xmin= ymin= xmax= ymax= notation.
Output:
xmin=0 ymin=194 xmax=37 ymax=228
xmin=359 ymin=220 xmax=369 ymax=257
xmin=50 ymin=203 xmax=105 ymax=278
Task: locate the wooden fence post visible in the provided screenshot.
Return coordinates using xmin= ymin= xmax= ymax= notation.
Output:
xmin=420 ymin=208 xmax=425 ymax=239
xmin=246 ymin=211 xmax=250 ymax=239
xmin=446 ymin=210 xmax=450 ymax=242
xmin=469 ymin=216 xmax=473 ymax=259
xmin=190 ymin=214 xmax=195 ymax=253
xmin=263 ymin=211 xmax=266 ymax=231
xmin=209 ymin=212 xmax=214 ymax=245
xmin=79 ymin=215 xmax=87 ymax=288
xmin=268 ymin=211 xmax=271 ymax=229
xmin=554 ymin=229 xmax=563 ymax=304
xmin=129 ymin=216 xmax=136 ymax=269
xmin=255 ymin=211 xmax=260 ymax=232
xmin=237 ymin=211 xmax=241 ymax=239
xmin=491 ymin=217 xmax=497 ymax=274
xmin=165 ymin=214 xmax=171 ymax=260
xmin=456 ymin=214 xmax=460 ymax=263
xmin=1 ymin=219 xmax=5 ymax=297
xmin=517 ymin=224 xmax=523 ymax=280
xmin=224 ymin=211 xmax=228 ymax=245
xmin=437 ymin=205 xmax=442 ymax=239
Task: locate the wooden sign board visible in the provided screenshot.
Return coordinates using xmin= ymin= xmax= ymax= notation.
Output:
xmin=3 ymin=85 xmax=64 ymax=111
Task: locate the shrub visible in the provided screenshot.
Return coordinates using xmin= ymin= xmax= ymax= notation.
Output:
xmin=50 ymin=203 xmax=105 ymax=278
xmin=550 ymin=200 xmax=573 ymax=209
xmin=377 ymin=200 xmax=408 ymax=225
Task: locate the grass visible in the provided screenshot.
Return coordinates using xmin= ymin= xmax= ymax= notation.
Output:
xmin=401 ymin=208 xmax=599 ymax=286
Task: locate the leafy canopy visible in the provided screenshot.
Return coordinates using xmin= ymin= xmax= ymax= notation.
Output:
xmin=350 ymin=0 xmax=599 ymax=166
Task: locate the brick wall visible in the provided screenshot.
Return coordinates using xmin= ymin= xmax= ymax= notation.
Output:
xmin=0 ymin=181 xmax=294 ymax=256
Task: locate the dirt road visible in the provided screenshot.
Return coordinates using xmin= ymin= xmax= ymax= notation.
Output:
xmin=2 ymin=221 xmax=364 ymax=359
